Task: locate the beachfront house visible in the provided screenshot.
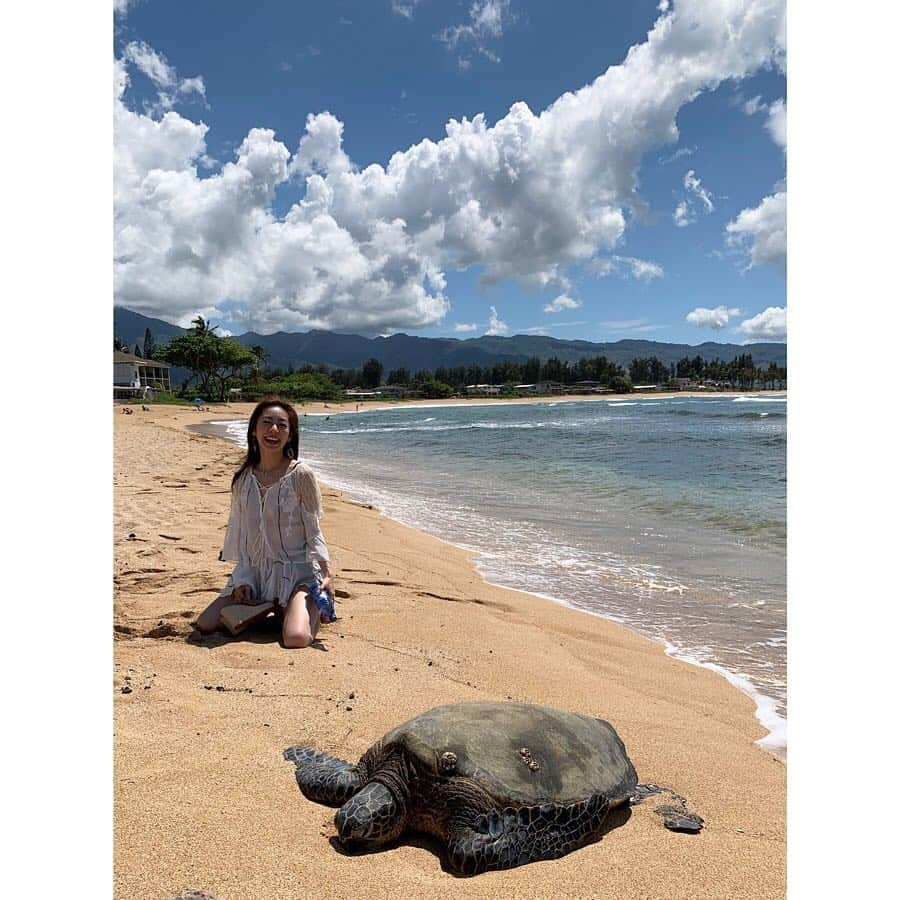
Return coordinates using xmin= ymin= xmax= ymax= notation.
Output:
xmin=515 ymin=381 xmax=565 ymax=395
xmin=570 ymin=380 xmax=612 ymax=394
xmin=466 ymin=384 xmax=502 ymax=395
xmin=114 ymin=351 xmax=171 ymax=399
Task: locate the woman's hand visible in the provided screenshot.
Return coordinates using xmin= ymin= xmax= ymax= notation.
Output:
xmin=319 ymin=573 xmax=334 ymax=596
xmin=232 ymin=584 xmax=254 ymax=604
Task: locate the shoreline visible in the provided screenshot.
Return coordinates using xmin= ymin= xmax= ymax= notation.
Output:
xmin=268 ymin=388 xmax=787 ymax=418
xmin=114 ymin=404 xmax=785 ymax=899
xmin=196 ymin=397 xmax=787 ymax=759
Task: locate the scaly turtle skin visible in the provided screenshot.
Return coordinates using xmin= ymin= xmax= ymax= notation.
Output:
xmin=284 ymin=700 xmax=639 ymax=876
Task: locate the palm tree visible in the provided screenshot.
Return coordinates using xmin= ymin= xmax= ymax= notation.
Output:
xmin=249 ymin=344 xmax=268 ymax=379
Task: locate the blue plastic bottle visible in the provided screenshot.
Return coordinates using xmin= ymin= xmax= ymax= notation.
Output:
xmin=308 ymin=581 xmax=336 ymax=623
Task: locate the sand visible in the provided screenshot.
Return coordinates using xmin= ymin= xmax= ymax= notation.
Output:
xmin=114 ymin=402 xmax=786 ymax=900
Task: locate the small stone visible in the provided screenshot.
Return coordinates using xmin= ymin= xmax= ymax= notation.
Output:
xmin=121 ymin=685 xmax=132 ymax=694
xmin=215 ymin=686 xmax=225 ymax=692
xmin=348 ymin=692 xmax=355 ymax=699
xmin=427 ymin=660 xmax=433 ymax=666
xmin=345 ymin=705 xmax=353 ymax=711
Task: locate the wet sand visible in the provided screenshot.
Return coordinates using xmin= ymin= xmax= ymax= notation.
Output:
xmin=114 ymin=403 xmax=785 ymax=899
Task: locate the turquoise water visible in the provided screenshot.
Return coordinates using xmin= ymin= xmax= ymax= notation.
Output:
xmin=215 ymin=394 xmax=787 ymax=753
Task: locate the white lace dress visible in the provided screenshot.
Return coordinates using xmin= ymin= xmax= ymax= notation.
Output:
xmin=218 ymin=461 xmax=330 ymax=608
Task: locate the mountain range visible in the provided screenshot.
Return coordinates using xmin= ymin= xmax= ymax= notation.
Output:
xmin=114 ymin=307 xmax=787 ymax=379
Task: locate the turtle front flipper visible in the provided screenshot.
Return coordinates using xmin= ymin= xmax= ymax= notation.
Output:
xmin=446 ymin=793 xmax=609 ymax=877
xmin=283 ymin=746 xmax=363 ymax=806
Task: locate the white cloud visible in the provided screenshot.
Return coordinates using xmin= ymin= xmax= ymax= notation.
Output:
xmin=766 ymin=97 xmax=786 ymax=149
xmin=454 ymin=322 xmax=478 ymax=332
xmin=684 ymin=169 xmax=715 ymax=213
xmin=686 ymin=305 xmax=741 ymax=329
xmin=658 ymin=145 xmax=695 ymax=164
xmin=543 ymin=293 xmax=581 ymax=313
xmin=742 ymin=94 xmax=765 ymax=115
xmin=114 ymin=0 xmax=139 ymax=16
xmin=591 ymin=255 xmax=664 ymax=280
xmin=115 ymin=1 xmax=785 ymax=334
xmin=674 ymin=168 xmax=715 ymax=225
xmin=739 ymin=92 xmax=786 ymax=151
xmin=725 ymin=190 xmax=786 ymax=270
xmin=436 ymin=1 xmax=515 ymax=66
xmin=598 ymin=319 xmax=667 ymax=333
xmin=739 ymin=306 xmax=786 ymax=340
xmin=391 ymin=1 xmax=421 ymax=19
xmin=485 ymin=306 xmax=508 ymax=335
xmin=522 ymin=320 xmax=589 ymax=333
xmin=121 ymin=42 xmax=206 ymax=114
xmin=673 ymin=200 xmax=693 ymax=227
xmin=288 ymin=112 xmax=353 ymax=178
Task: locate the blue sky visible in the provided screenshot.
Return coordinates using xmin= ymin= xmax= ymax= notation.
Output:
xmin=114 ymin=0 xmax=786 ymax=344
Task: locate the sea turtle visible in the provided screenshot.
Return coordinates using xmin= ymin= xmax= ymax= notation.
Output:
xmin=284 ymin=700 xmax=654 ymax=876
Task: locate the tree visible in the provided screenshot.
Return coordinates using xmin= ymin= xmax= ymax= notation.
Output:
xmin=523 ymin=355 xmax=541 ymax=383
xmin=114 ymin=335 xmax=128 ymax=352
xmin=133 ymin=344 xmax=143 ymax=358
xmin=418 ymin=379 xmax=454 ymax=398
xmin=361 ymin=357 xmax=384 ymax=388
xmin=143 ymin=328 xmax=157 ymax=361
xmin=249 ymin=345 xmax=269 ymax=380
xmin=157 ymin=317 xmax=256 ymax=400
xmin=387 ymin=368 xmax=410 ymax=385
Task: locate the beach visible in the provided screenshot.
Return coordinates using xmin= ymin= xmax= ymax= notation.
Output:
xmin=114 ymin=401 xmax=786 ymax=899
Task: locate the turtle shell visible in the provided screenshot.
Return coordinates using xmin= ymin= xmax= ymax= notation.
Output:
xmin=379 ymin=701 xmax=637 ymax=807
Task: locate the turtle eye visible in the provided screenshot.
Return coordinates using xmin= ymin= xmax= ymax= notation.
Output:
xmin=439 ymin=751 xmax=458 ymax=773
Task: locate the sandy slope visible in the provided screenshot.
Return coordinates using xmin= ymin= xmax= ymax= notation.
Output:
xmin=114 ymin=404 xmax=785 ymax=899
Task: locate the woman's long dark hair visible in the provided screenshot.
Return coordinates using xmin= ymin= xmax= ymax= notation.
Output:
xmin=231 ymin=397 xmax=300 ymax=488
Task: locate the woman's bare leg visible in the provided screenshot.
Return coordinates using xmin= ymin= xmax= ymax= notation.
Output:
xmin=195 ymin=591 xmax=235 ymax=633
xmin=281 ymin=587 xmax=321 ymax=648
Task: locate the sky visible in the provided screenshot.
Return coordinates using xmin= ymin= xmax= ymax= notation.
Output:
xmin=114 ymin=0 xmax=786 ymax=344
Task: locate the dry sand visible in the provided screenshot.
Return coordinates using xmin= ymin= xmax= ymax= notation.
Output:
xmin=114 ymin=402 xmax=786 ymax=900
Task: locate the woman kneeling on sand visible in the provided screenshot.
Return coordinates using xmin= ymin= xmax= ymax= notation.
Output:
xmin=196 ymin=397 xmax=334 ymax=647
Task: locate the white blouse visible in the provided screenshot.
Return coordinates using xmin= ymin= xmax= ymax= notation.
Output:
xmin=220 ymin=461 xmax=330 ymax=599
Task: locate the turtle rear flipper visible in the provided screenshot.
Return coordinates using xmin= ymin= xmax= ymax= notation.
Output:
xmin=446 ymin=793 xmax=609 ymax=877
xmin=283 ymin=746 xmax=362 ymax=806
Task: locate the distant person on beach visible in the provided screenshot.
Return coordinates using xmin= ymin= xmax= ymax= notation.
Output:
xmin=195 ymin=397 xmax=334 ymax=647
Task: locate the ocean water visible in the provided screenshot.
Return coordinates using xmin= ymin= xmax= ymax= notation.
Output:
xmin=213 ymin=394 xmax=787 ymax=754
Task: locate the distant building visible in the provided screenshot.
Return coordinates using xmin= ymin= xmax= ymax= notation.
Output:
xmin=466 ymin=384 xmax=501 ymax=395
xmin=631 ymin=384 xmax=661 ymax=392
xmin=570 ymin=380 xmax=612 ymax=394
xmin=114 ymin=351 xmax=171 ymax=399
xmin=374 ymin=385 xmax=406 ymax=397
xmin=515 ymin=381 xmax=565 ymax=394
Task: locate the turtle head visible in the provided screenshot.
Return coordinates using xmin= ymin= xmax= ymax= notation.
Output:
xmin=334 ymin=780 xmax=406 ymax=846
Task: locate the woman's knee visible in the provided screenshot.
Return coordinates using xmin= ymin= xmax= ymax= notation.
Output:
xmin=282 ymin=627 xmax=313 ymax=649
